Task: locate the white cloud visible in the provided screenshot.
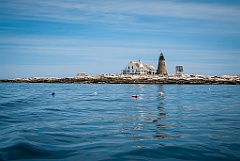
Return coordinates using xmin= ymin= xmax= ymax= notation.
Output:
xmin=1 ymin=0 xmax=240 ymax=23
xmin=1 ymin=0 xmax=239 ymax=37
xmin=1 ymin=0 xmax=240 ymax=37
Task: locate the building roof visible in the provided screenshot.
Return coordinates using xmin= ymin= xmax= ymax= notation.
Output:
xmin=130 ymin=61 xmax=155 ymax=71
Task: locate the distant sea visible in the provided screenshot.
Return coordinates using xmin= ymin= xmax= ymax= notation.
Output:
xmin=0 ymin=83 xmax=240 ymax=161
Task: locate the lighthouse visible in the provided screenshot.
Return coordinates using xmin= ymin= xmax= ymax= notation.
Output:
xmin=156 ymin=52 xmax=168 ymax=75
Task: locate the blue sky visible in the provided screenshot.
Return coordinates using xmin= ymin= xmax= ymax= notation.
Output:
xmin=0 ymin=0 xmax=240 ymax=78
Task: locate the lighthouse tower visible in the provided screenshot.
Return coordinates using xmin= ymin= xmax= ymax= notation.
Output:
xmin=156 ymin=52 xmax=168 ymax=75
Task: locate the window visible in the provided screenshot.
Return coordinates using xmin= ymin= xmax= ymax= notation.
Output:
xmin=132 ymin=66 xmax=133 ymax=69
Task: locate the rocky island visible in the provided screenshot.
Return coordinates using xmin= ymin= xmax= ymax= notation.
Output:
xmin=1 ymin=74 xmax=239 ymax=84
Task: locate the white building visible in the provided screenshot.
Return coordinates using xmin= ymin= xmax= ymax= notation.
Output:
xmin=122 ymin=60 xmax=155 ymax=75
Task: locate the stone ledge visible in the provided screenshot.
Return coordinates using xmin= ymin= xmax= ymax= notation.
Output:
xmin=1 ymin=74 xmax=240 ymax=85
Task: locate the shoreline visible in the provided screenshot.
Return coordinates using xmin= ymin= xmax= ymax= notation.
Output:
xmin=0 ymin=74 xmax=240 ymax=85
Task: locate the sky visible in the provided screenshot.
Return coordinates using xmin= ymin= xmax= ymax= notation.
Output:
xmin=0 ymin=0 xmax=240 ymax=79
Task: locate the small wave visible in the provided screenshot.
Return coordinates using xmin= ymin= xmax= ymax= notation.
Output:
xmin=0 ymin=141 xmax=74 ymax=160
xmin=44 ymin=108 xmax=62 ymax=112
xmin=111 ymin=145 xmax=238 ymax=161
xmin=0 ymin=115 xmax=25 ymax=124
xmin=0 ymin=98 xmax=33 ymax=109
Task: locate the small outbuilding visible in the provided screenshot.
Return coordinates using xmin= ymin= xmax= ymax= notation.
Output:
xmin=175 ymin=66 xmax=184 ymax=75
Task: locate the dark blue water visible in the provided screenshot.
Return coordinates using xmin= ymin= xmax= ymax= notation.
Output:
xmin=0 ymin=83 xmax=239 ymax=161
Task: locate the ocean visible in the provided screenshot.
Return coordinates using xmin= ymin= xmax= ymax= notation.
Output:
xmin=0 ymin=83 xmax=239 ymax=161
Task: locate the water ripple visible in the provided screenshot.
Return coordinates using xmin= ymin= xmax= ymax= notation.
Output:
xmin=0 ymin=84 xmax=239 ymax=161
xmin=1 ymin=141 xmax=75 ymax=160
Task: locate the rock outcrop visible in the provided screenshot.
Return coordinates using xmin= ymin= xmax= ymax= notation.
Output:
xmin=1 ymin=74 xmax=240 ymax=84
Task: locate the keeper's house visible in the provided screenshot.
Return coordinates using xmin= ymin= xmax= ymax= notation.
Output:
xmin=122 ymin=60 xmax=155 ymax=75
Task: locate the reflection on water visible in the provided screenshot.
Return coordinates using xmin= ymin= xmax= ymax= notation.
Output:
xmin=121 ymin=84 xmax=185 ymax=145
xmin=120 ymin=84 xmax=193 ymax=145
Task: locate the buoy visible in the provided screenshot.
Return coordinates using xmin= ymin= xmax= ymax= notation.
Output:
xmin=158 ymin=92 xmax=163 ymax=96
xmin=93 ymin=92 xmax=97 ymax=95
xmin=132 ymin=94 xmax=138 ymax=98
xmin=52 ymin=92 xmax=55 ymax=96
